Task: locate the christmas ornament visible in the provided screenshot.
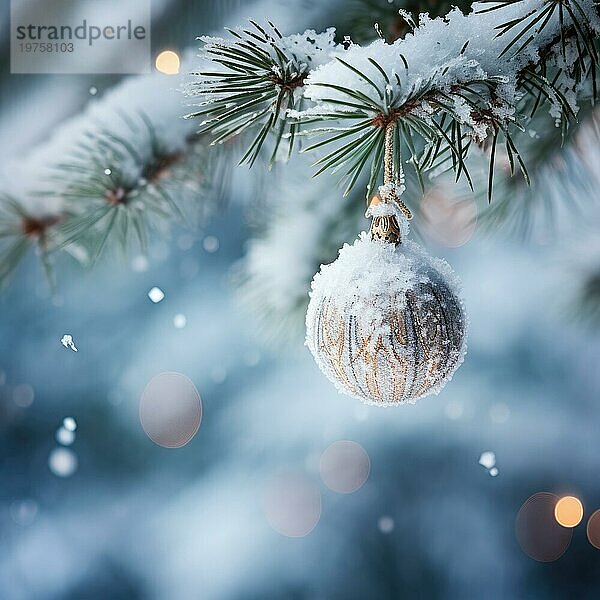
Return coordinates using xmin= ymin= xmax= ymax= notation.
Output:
xmin=305 ymin=125 xmax=467 ymax=406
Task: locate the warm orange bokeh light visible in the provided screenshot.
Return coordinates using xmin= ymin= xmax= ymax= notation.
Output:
xmin=554 ymin=496 xmax=584 ymax=528
xmin=155 ymin=50 xmax=180 ymax=75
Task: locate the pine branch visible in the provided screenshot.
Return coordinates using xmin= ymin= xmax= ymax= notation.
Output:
xmin=481 ymin=103 xmax=599 ymax=235
xmin=2 ymin=0 xmax=598 ymax=294
xmin=186 ymin=23 xmax=337 ymax=166
xmin=327 ymin=0 xmax=472 ymax=44
xmin=296 ymin=0 xmax=599 ymax=199
xmin=46 ymin=118 xmax=212 ymax=264
xmin=0 ymin=68 xmax=223 ymax=285
xmin=195 ymin=1 xmax=599 ymax=200
xmin=0 ymin=194 xmax=61 ymax=287
xmin=579 ymin=270 xmax=600 ymax=323
xmin=234 ymin=161 xmax=369 ymax=343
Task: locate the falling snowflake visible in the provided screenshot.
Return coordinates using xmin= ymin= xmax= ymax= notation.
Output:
xmin=148 ymin=287 xmax=165 ymax=303
xmin=478 ymin=451 xmax=496 ymax=470
xmin=60 ymin=335 xmax=78 ymax=352
xmin=479 ymin=451 xmax=500 ymax=477
xmin=63 ymin=417 xmax=77 ymax=431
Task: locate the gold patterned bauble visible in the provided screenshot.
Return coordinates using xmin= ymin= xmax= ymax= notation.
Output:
xmin=305 ymin=199 xmax=467 ymax=406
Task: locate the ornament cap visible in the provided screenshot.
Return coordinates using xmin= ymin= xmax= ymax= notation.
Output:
xmin=369 ymin=209 xmax=402 ymax=245
xmin=367 ymin=193 xmax=411 ymax=246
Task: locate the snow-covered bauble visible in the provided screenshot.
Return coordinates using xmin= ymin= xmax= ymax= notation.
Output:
xmin=305 ymin=192 xmax=467 ymax=406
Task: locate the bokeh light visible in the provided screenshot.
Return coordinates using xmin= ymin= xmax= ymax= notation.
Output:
xmin=177 ymin=234 xmax=195 ymax=251
xmin=420 ymin=187 xmax=477 ymax=247
xmin=378 ymin=516 xmax=395 ymax=534
xmin=48 ymin=447 xmax=78 ymax=478
xmin=554 ymin=496 xmax=584 ymax=528
xmin=203 ymin=236 xmax=219 ymax=253
xmin=155 ymin=50 xmax=180 ymax=75
xmin=131 ymin=255 xmax=149 ymax=273
xmin=173 ymin=314 xmax=187 ymax=329
xmin=264 ymin=472 xmax=321 ymax=537
xmin=445 ymin=400 xmax=463 ymax=420
xmin=516 ymin=492 xmax=572 ymax=561
xmin=320 ymin=440 xmax=370 ymax=494
xmin=139 ymin=372 xmax=202 ymax=448
xmin=56 ymin=427 xmax=75 ymax=446
xmin=210 ymin=366 xmax=227 ymax=384
xmin=13 ymin=383 xmax=34 ymax=407
xmin=10 ymin=499 xmax=38 ymax=526
xmin=489 ymin=403 xmax=510 ymax=423
xmin=586 ymin=509 xmax=600 ymax=549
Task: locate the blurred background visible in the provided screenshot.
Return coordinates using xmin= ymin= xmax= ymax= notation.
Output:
xmin=1 ymin=0 xmax=600 ymax=598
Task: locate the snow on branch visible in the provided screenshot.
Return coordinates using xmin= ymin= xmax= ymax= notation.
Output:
xmin=1 ymin=0 xmax=598 ymax=289
xmin=304 ymin=0 xmax=598 ymax=117
xmin=186 ymin=22 xmax=337 ymax=166
xmin=298 ymin=0 xmax=599 ymax=198
xmin=0 ymin=63 xmax=212 ymax=285
xmin=194 ymin=0 xmax=599 ymax=200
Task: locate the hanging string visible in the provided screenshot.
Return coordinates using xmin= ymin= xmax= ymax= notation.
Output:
xmin=382 ymin=122 xmax=412 ymax=220
xmin=383 ymin=122 xmax=395 ymax=186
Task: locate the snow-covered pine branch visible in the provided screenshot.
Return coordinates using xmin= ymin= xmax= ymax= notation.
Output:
xmin=186 ymin=22 xmax=337 ymax=166
xmin=1 ymin=0 xmax=598 ymax=290
xmin=234 ymin=157 xmax=368 ymax=343
xmin=194 ymin=0 xmax=600 ymax=200
xmin=298 ymin=0 xmax=599 ymax=198
xmin=340 ymin=0 xmax=473 ymax=45
xmin=0 ymin=62 xmax=216 ymax=285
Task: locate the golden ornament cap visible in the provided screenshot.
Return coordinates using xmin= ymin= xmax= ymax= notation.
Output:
xmin=367 ymin=193 xmax=412 ymax=246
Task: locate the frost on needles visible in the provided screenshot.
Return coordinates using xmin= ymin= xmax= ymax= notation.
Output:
xmin=192 ymin=0 xmax=600 ymax=200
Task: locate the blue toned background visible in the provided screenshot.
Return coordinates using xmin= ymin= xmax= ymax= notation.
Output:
xmin=1 ymin=0 xmax=600 ymax=598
